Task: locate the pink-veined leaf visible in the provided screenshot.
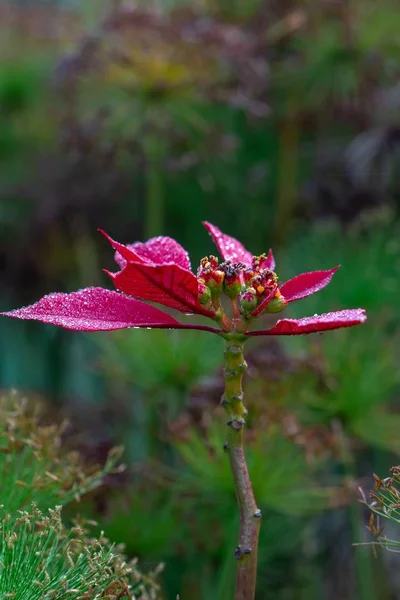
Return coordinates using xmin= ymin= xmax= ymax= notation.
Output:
xmin=280 ymin=267 xmax=340 ymax=303
xmin=264 ymin=249 xmax=275 ymax=271
xmin=203 ymin=221 xmax=253 ymax=266
xmin=109 ymin=263 xmax=216 ymax=317
xmin=99 ymin=230 xmax=145 ymax=267
xmin=1 ymin=288 xmax=184 ymax=331
xmin=100 ymin=230 xmax=191 ymax=271
xmin=130 ymin=237 xmax=191 ymax=270
xmin=247 ymin=309 xmax=367 ymax=336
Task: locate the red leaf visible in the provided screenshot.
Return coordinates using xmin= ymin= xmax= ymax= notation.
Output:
xmin=1 ymin=288 xmax=184 ymax=331
xmin=203 ymin=221 xmax=253 ymax=266
xmin=247 ymin=309 xmax=367 ymax=336
xmin=264 ymin=249 xmax=275 ymax=271
xmin=100 ymin=230 xmax=191 ymax=271
xmin=280 ymin=267 xmax=340 ymax=303
xmin=99 ymin=230 xmax=145 ymax=268
xmin=109 ymin=263 xmax=215 ymax=317
xmin=130 ymin=236 xmax=191 ymax=269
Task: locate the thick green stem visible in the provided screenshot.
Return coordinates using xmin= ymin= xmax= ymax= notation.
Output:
xmin=223 ymin=340 xmax=261 ymax=600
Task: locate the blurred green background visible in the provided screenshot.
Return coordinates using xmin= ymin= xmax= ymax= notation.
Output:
xmin=0 ymin=0 xmax=400 ymax=598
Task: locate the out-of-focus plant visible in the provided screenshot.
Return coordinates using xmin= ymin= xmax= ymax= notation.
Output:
xmin=358 ymin=467 xmax=400 ymax=600
xmin=0 ymin=391 xmax=162 ymax=599
xmin=275 ymin=212 xmax=400 ymax=453
xmin=0 ymin=391 xmax=123 ymax=514
xmin=55 ymin=6 xmax=269 ymax=238
xmin=265 ymin=0 xmax=400 ymax=241
xmin=96 ymin=328 xmax=222 ymax=462
xmin=279 ymin=209 xmax=400 ymax=313
xmin=361 ymin=467 xmax=400 ymax=554
xmin=3 ymin=0 xmax=399 ymax=305
xmin=96 ymin=420 xmax=339 ymax=600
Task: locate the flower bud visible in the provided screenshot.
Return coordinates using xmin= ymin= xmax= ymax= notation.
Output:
xmin=220 ymin=261 xmax=245 ymax=299
xmin=243 ymin=268 xmax=256 ymax=286
xmin=239 ymin=288 xmax=258 ymax=318
xmin=264 ymin=291 xmax=287 ymax=313
xmin=198 ymin=280 xmax=212 ymax=306
xmin=197 ymin=256 xmax=225 ymax=297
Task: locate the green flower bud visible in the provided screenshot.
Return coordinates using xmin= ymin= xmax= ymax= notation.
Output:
xmin=220 ymin=260 xmax=245 ymax=299
xmin=239 ymin=288 xmax=258 ymax=319
xmin=264 ymin=293 xmax=287 ymax=314
xmin=198 ymin=280 xmax=212 ymax=306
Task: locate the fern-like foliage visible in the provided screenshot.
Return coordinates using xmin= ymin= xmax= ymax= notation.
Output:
xmin=0 ymin=392 xmax=162 ymax=600
xmin=0 ymin=391 xmax=123 ymax=514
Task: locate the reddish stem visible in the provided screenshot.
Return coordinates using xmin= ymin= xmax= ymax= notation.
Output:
xmin=222 ymin=339 xmax=261 ymax=600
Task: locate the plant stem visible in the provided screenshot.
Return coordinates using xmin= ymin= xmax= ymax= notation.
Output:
xmin=231 ymin=298 xmax=241 ymax=331
xmin=223 ymin=339 xmax=261 ymax=600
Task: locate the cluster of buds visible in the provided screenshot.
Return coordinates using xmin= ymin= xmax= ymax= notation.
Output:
xmin=239 ymin=286 xmax=287 ymax=318
xmin=196 ymin=252 xmax=287 ymax=322
xmin=239 ymin=255 xmax=287 ymax=318
xmin=197 ymin=256 xmax=225 ymax=304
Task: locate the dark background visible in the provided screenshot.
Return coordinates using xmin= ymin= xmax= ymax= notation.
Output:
xmin=1 ymin=1 xmax=400 ymax=598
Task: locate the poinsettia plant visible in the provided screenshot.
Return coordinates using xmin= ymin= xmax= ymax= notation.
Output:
xmin=2 ymin=222 xmax=366 ymax=600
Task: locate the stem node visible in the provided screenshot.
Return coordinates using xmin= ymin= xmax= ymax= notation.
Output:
xmin=226 ymin=418 xmax=246 ymax=429
xmin=221 ymin=396 xmax=230 ymax=407
xmin=235 ymin=545 xmax=253 ymax=560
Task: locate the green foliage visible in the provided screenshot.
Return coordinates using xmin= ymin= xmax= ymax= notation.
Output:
xmin=272 ymin=0 xmax=400 ymax=112
xmin=174 ymin=423 xmax=331 ymax=515
xmin=0 ymin=505 xmax=132 ymax=600
xmin=273 ymin=212 xmax=400 ymax=453
xmin=0 ymin=392 xmax=123 ymax=514
xmin=0 ymin=393 xmax=162 ymax=600
xmin=98 ymin=328 xmax=222 ymax=393
xmin=361 ymin=467 xmax=400 ymax=554
xmin=0 ymin=503 xmax=162 ymax=599
xmin=278 ymin=210 xmax=400 ymax=314
xmin=0 ymin=54 xmax=55 ymax=183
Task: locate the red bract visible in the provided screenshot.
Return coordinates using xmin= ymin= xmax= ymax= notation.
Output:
xmin=2 ymin=223 xmax=366 ymax=336
xmin=203 ymin=221 xmax=339 ymax=306
xmin=100 ymin=230 xmax=215 ymax=317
